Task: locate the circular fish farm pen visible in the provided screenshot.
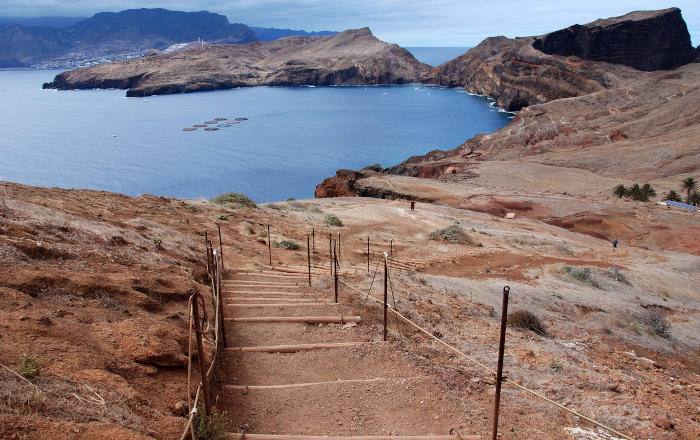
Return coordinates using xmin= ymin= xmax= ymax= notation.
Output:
xmin=214 ymin=117 xmax=228 ymax=121
xmin=194 ymin=124 xmax=207 ymax=127
xmin=204 ymin=127 xmax=219 ymax=131
xmin=182 ymin=127 xmax=197 ymax=131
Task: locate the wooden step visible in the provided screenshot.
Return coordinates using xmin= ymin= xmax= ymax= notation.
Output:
xmin=227 ymin=303 xmax=337 ymax=308
xmin=227 ymin=316 xmax=361 ymax=324
xmin=226 ymin=342 xmax=371 ymax=353
xmin=228 ymin=435 xmax=475 ymax=440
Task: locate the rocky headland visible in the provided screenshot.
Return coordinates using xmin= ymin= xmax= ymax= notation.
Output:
xmin=316 ymin=8 xmax=699 ymax=213
xmin=43 ymin=28 xmax=432 ymax=96
xmin=433 ymin=8 xmax=697 ymax=111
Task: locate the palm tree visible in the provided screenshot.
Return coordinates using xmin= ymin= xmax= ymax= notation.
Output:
xmin=690 ymin=191 xmax=700 ymax=206
xmin=663 ymin=190 xmax=682 ymax=202
xmin=681 ymin=177 xmax=697 ymax=204
xmin=613 ymin=184 xmax=628 ymax=198
xmin=641 ymin=183 xmax=656 ymax=200
xmin=628 ymin=183 xmax=643 ymax=201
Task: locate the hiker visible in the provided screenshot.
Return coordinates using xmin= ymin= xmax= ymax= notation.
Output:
xmin=410 ymin=200 xmax=415 ymax=211
xmin=612 ymin=238 xmax=618 ymax=251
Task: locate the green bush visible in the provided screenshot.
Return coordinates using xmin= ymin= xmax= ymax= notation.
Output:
xmin=183 ymin=205 xmax=199 ymax=213
xmin=215 ymin=214 xmax=228 ymax=221
xmin=507 ymin=310 xmax=546 ymax=336
xmin=324 ymin=214 xmax=343 ymax=227
xmin=562 ymin=266 xmax=600 ymax=288
xmin=153 ymin=238 xmax=163 ymax=249
xmin=193 ymin=404 xmax=228 ymax=440
xmin=273 ymin=240 xmax=299 ymax=250
xmin=20 ymin=354 xmax=40 ymax=379
xmin=429 ymin=224 xmax=471 ymax=244
xmin=210 ymin=192 xmax=256 ymax=208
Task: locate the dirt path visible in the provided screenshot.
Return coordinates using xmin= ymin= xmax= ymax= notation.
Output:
xmin=217 ymin=267 xmax=479 ymax=438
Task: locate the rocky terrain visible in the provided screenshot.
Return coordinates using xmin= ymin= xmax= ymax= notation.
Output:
xmin=43 ymin=28 xmax=431 ymax=96
xmin=1 ymin=182 xmax=698 ymax=439
xmin=433 ymin=8 xmax=697 ymax=111
xmin=0 ymin=8 xmax=256 ymax=68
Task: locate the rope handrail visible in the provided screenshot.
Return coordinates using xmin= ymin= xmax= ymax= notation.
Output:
xmin=179 ymin=249 xmax=224 ymax=440
xmin=336 ymin=276 xmax=636 ymax=440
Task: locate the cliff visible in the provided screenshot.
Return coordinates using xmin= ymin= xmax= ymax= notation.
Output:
xmin=434 ymin=8 xmax=697 ymax=111
xmin=43 ymin=28 xmax=432 ymax=96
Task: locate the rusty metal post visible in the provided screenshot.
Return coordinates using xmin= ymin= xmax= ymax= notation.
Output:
xmin=390 ymin=239 xmax=393 ymax=258
xmin=328 ymin=233 xmax=332 ymax=276
xmin=217 ymin=224 xmax=224 ymax=271
xmin=267 ymin=225 xmax=272 ymax=266
xmin=191 ymin=292 xmax=211 ymax=411
xmin=367 ymin=237 xmax=370 ymax=272
xmin=333 ymin=245 xmax=338 ymax=303
xmin=383 ymin=256 xmax=388 ymax=341
xmin=216 ymin=254 xmax=227 ymax=348
xmin=312 ymin=228 xmax=315 ymax=256
xmin=307 ymin=235 xmax=311 ymax=287
xmin=492 ymin=286 xmax=510 ymax=440
xmin=337 ymin=232 xmax=341 ymax=262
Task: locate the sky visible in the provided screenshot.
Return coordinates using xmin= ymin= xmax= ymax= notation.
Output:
xmin=1 ymin=1 xmax=698 ymax=46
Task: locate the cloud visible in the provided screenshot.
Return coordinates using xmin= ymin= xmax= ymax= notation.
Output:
xmin=1 ymin=0 xmax=697 ymax=46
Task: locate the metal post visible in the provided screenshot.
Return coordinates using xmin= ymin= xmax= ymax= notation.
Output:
xmin=191 ymin=292 xmax=211 ymax=411
xmin=312 ymin=228 xmax=315 ymax=255
xmin=337 ymin=232 xmax=341 ymax=262
xmin=390 ymin=239 xmax=393 ymax=259
xmin=334 ymin=245 xmax=338 ymax=303
xmin=307 ymin=236 xmax=311 ymax=287
xmin=217 ymin=224 xmax=224 ymax=271
xmin=367 ymin=237 xmax=370 ymax=272
xmin=329 ymin=234 xmax=332 ymax=276
xmin=492 ymin=286 xmax=510 ymax=440
xmin=267 ymin=225 xmax=272 ymax=266
xmin=383 ymin=256 xmax=388 ymax=341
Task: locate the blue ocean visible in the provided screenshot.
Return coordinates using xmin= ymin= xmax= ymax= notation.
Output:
xmin=0 ymin=50 xmax=510 ymax=202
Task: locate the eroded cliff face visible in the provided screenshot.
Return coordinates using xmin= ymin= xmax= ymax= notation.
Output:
xmin=43 ymin=28 xmax=432 ymax=96
xmin=434 ymin=8 xmax=697 ymax=111
xmin=532 ymin=8 xmax=697 ymax=71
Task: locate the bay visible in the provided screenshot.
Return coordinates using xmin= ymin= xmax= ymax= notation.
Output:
xmin=0 ymin=67 xmax=511 ymax=202
xmin=405 ymin=47 xmax=471 ymax=66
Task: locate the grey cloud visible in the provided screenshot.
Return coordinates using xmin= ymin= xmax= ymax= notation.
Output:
xmin=0 ymin=0 xmax=697 ymax=46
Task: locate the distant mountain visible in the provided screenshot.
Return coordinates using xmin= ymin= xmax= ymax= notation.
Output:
xmin=0 ymin=16 xmax=86 ymax=29
xmin=249 ymin=26 xmax=337 ymax=42
xmin=0 ymin=8 xmax=257 ymax=68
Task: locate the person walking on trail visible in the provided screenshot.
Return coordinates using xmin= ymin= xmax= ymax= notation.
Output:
xmin=612 ymin=238 xmax=618 ymax=251
xmin=410 ymin=200 xmax=415 ymax=211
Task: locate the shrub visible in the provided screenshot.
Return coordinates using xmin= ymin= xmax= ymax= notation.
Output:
xmin=562 ymin=266 xmax=600 ymax=288
xmin=153 ymin=238 xmax=163 ymax=249
xmin=429 ymin=224 xmax=470 ymax=244
xmin=324 ymin=214 xmax=343 ymax=227
xmin=507 ymin=310 xmax=546 ymax=336
xmin=638 ymin=307 xmax=671 ymax=339
xmin=549 ymin=359 xmax=563 ymax=372
xmin=183 ymin=205 xmax=199 ymax=212
xmin=215 ymin=214 xmax=227 ymax=221
xmin=20 ymin=354 xmax=40 ymax=379
xmin=210 ymin=192 xmax=256 ymax=208
xmin=273 ymin=240 xmax=299 ymax=250
xmin=193 ymin=404 xmax=228 ymax=440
